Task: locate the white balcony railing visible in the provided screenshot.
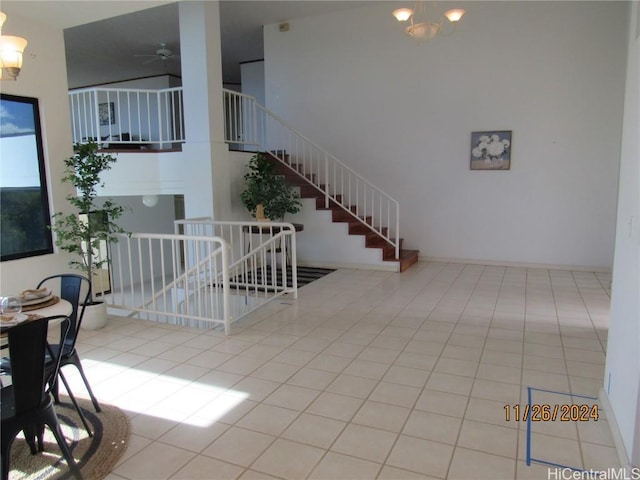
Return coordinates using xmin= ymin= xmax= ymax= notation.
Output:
xmin=69 ymin=87 xmax=185 ymax=149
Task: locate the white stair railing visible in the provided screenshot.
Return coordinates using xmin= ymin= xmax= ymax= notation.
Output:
xmin=106 ymin=232 xmax=232 ymax=334
xmin=104 ymin=221 xmax=298 ymax=335
xmin=176 ymin=217 xmax=298 ymax=301
xmin=222 ymin=89 xmax=400 ymax=259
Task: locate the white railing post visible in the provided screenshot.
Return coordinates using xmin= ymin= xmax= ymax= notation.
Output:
xmin=395 ymin=206 xmax=400 ymax=259
xmin=252 ymin=96 xmax=258 ymax=147
xmin=290 ymin=228 xmax=298 ymax=299
xmin=221 ymin=241 xmax=231 ymax=336
xmin=92 ymin=89 xmax=100 ymax=142
xmin=324 ymin=153 xmax=330 ymax=209
xmin=157 ymin=90 xmax=164 ymax=146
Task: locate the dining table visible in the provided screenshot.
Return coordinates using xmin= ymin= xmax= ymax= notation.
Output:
xmin=22 ymin=297 xmax=73 ymax=318
xmin=1 ymin=297 xmax=73 ymax=346
xmin=0 ymin=296 xmax=74 ymax=398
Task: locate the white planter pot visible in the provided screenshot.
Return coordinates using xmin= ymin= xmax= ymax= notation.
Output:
xmin=80 ymin=301 xmax=108 ymax=330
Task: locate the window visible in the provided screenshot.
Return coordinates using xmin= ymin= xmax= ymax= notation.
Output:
xmin=0 ymin=94 xmax=53 ymax=261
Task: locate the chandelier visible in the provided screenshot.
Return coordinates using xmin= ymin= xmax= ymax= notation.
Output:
xmin=0 ymin=12 xmax=28 ymax=80
xmin=393 ymin=1 xmax=465 ymax=41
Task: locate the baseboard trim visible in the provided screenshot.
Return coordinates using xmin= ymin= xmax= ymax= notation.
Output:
xmin=420 ymin=256 xmax=612 ymax=274
xmin=298 ymin=261 xmax=399 ymax=273
xmin=599 ymin=389 xmax=634 ymax=469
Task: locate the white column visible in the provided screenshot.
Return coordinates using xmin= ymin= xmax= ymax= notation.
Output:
xmin=179 ymin=1 xmax=231 ymax=220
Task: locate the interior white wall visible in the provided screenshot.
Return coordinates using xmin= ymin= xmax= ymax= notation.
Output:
xmin=604 ymin=0 xmax=640 ymax=466
xmin=102 ymin=195 xmax=177 ymax=234
xmin=0 ymin=7 xmax=76 ymax=293
xmin=98 ymin=150 xmax=185 ymax=197
xmin=241 ymin=60 xmax=265 ymax=106
xmin=240 ymin=60 xmax=265 ymax=151
xmin=263 ymin=1 xmax=627 ymax=270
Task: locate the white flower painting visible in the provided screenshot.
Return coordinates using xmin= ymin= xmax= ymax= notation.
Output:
xmin=470 ymin=131 xmax=512 ymax=170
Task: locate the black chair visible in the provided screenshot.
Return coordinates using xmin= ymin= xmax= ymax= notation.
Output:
xmin=37 ymin=274 xmax=101 ymax=415
xmin=1 ymin=315 xmax=82 ymax=480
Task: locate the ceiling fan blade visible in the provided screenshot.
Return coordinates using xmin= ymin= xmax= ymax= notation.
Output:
xmin=134 ymin=43 xmax=179 ymax=65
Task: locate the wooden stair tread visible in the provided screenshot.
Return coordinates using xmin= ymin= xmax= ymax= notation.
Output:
xmin=269 ymin=154 xmax=419 ymax=272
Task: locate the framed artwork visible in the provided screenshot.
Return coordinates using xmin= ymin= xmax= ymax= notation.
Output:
xmin=99 ymin=102 xmax=115 ymax=125
xmin=470 ymin=130 xmax=512 ymax=170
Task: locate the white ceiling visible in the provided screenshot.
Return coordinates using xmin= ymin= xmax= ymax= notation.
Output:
xmin=3 ymin=0 xmax=372 ymax=88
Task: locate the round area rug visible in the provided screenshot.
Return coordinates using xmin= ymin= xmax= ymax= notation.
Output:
xmin=8 ymin=397 xmax=130 ymax=480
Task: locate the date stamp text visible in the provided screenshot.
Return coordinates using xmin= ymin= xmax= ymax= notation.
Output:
xmin=504 ymin=403 xmax=599 ymax=422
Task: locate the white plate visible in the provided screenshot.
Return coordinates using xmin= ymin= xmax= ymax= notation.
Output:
xmin=20 ymin=293 xmax=54 ymax=306
xmin=21 ymin=288 xmax=51 ymax=301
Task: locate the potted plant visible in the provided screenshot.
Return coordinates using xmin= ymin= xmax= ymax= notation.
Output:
xmin=51 ymin=141 xmax=128 ymax=330
xmin=240 ymin=152 xmax=302 ymax=221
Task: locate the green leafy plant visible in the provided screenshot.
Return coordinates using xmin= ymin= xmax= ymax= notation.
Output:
xmin=240 ymin=152 xmax=301 ymax=221
xmin=51 ymin=142 xmax=128 ymax=301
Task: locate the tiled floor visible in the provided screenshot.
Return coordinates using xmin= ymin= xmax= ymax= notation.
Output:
xmin=65 ymin=262 xmax=619 ymax=479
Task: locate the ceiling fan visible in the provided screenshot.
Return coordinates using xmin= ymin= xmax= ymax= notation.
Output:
xmin=134 ymin=43 xmax=179 ymax=64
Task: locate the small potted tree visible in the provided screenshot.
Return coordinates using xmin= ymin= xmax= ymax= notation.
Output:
xmin=51 ymin=142 xmax=128 ymax=330
xmin=240 ymin=152 xmax=301 ymax=221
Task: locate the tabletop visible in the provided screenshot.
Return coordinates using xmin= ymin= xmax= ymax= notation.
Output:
xmin=27 ymin=298 xmax=73 ymax=318
xmin=1 ymin=298 xmax=72 ymax=338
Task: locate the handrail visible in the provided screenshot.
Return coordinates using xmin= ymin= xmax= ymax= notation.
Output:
xmin=222 ymin=88 xmax=400 ymax=259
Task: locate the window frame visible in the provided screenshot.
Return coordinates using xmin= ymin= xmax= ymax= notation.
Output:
xmin=0 ymin=93 xmax=54 ymax=261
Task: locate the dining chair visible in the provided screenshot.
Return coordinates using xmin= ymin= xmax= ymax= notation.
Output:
xmin=0 ymin=315 xmax=82 ymax=480
xmin=35 ymin=274 xmax=101 ymax=438
xmin=37 ymin=274 xmax=101 ymax=414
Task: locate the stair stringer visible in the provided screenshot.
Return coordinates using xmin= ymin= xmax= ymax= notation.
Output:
xmin=287 ymin=197 xmax=401 ymax=272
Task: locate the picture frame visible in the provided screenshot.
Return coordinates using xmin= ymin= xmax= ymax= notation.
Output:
xmin=470 ymin=130 xmax=512 ymax=170
xmin=98 ymin=102 xmax=116 ymax=126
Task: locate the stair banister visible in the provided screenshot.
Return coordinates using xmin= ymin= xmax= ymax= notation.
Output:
xmin=223 ymin=88 xmax=400 ymax=260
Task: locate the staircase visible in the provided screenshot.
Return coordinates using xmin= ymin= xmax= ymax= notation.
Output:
xmin=223 ymin=88 xmax=419 ymax=272
xmin=270 ymin=155 xmax=419 ymax=272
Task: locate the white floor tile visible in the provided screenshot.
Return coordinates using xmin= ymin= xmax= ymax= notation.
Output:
xmin=72 ymin=263 xmax=615 ymax=480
